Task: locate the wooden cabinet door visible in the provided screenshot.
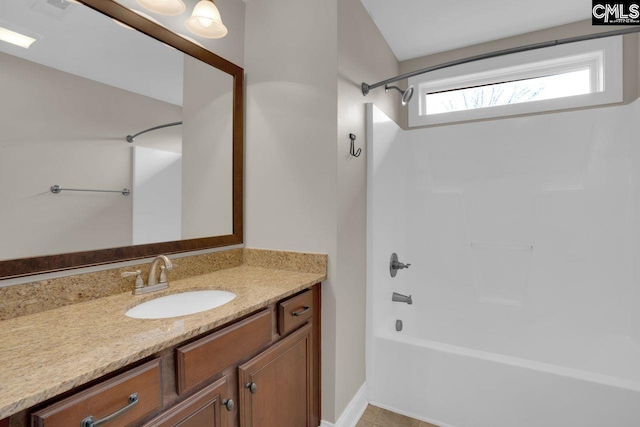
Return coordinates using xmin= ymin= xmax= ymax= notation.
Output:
xmin=238 ymin=323 xmax=312 ymax=427
xmin=143 ymin=376 xmax=232 ymax=427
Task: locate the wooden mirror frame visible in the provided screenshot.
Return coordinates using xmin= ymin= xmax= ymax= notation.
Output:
xmin=0 ymin=0 xmax=243 ymax=279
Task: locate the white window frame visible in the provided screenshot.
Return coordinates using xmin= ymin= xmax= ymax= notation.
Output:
xmin=408 ymin=36 xmax=623 ymax=127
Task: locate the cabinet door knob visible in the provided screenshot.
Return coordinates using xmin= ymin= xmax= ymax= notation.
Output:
xmin=245 ymin=382 xmax=258 ymax=394
xmin=221 ymin=398 xmax=234 ymax=411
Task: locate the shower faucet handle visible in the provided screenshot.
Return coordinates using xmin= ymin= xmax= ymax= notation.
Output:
xmin=392 ymin=261 xmax=411 ymax=270
xmin=390 ymin=253 xmax=410 ymax=277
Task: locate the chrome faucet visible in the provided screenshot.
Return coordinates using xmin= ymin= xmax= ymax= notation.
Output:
xmin=122 ymin=255 xmax=174 ymax=295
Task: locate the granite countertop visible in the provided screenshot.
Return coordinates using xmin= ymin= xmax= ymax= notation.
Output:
xmin=0 ymin=264 xmax=326 ymax=419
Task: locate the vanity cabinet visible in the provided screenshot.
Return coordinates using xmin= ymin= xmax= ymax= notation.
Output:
xmin=20 ymin=284 xmax=321 ymax=427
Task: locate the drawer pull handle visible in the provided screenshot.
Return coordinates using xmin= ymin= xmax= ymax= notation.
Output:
xmin=245 ymin=382 xmax=258 ymax=394
xmin=81 ymin=393 xmax=139 ymax=427
xmin=222 ymin=398 xmax=234 ymax=411
xmin=291 ymin=306 xmax=310 ymax=317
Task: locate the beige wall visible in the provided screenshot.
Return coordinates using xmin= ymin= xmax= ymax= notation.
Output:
xmin=182 ymin=55 xmax=234 ymax=238
xmin=0 ymin=52 xmax=181 ymax=260
xmin=336 ymin=0 xmax=400 ymax=418
xmin=244 ymin=0 xmax=400 ymax=422
xmin=399 ymin=20 xmax=639 ymax=129
xmin=243 ymin=0 xmax=339 ymax=420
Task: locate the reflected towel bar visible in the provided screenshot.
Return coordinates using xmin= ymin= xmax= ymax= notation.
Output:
xmin=50 ymin=185 xmax=131 ymax=196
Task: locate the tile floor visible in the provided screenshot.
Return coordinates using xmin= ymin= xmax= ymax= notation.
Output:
xmin=356 ymin=405 xmax=438 ymax=427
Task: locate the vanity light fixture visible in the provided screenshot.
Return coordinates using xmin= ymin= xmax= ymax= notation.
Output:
xmin=135 ymin=0 xmax=228 ymax=39
xmin=186 ymin=0 xmax=227 ymax=39
xmin=137 ymin=0 xmax=186 ymax=16
xmin=0 ymin=27 xmax=37 ymax=49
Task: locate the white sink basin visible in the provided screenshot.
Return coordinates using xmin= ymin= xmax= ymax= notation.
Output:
xmin=126 ymin=290 xmax=236 ymax=319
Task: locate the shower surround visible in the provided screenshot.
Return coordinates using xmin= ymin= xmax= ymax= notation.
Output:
xmin=366 ymin=102 xmax=640 ymax=426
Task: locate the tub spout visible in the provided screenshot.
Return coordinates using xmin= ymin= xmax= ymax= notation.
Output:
xmin=392 ymin=292 xmax=412 ymax=305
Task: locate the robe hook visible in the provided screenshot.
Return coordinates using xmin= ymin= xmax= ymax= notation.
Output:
xmin=349 ymin=133 xmax=361 ymax=157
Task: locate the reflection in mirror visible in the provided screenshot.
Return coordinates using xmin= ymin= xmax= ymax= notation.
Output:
xmin=0 ymin=0 xmax=233 ymax=262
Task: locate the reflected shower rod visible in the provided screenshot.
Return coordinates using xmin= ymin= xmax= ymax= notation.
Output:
xmin=126 ymin=121 xmax=182 ymax=143
xmin=362 ymin=27 xmax=640 ymax=97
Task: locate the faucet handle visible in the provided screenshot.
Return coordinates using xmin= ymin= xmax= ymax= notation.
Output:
xmin=392 ymin=261 xmax=410 ymax=270
xmin=122 ymin=270 xmax=144 ymax=290
xmin=390 ymin=253 xmax=411 ymax=277
xmin=159 ymin=265 xmax=168 ymax=284
xmin=121 ymin=269 xmax=141 ymax=278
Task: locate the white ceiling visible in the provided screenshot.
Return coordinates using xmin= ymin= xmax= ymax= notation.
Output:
xmin=0 ymin=0 xmax=184 ymax=105
xmin=360 ymin=0 xmax=591 ymax=61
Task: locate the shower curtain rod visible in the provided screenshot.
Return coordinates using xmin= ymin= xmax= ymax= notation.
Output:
xmin=362 ymin=27 xmax=640 ymax=97
xmin=126 ymin=121 xmax=182 ymax=143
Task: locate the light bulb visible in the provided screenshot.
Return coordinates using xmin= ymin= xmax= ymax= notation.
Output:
xmin=199 ymin=18 xmax=213 ymax=28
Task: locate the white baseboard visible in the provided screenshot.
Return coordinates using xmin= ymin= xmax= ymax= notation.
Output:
xmin=320 ymin=382 xmax=368 ymax=427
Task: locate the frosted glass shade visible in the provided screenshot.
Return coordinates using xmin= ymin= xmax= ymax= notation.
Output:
xmin=136 ymin=0 xmax=186 ymax=16
xmin=186 ymin=0 xmax=227 ymax=39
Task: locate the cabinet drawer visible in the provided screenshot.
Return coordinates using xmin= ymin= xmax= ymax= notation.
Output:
xmin=176 ymin=309 xmax=272 ymax=395
xmin=31 ymin=359 xmax=162 ymax=427
xmin=278 ymin=289 xmax=313 ymax=335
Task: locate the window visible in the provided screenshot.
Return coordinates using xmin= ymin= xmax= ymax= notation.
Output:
xmin=425 ymin=68 xmax=592 ymax=115
xmin=408 ymin=36 xmax=623 ymax=127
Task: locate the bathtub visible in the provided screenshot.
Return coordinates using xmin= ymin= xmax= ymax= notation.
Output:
xmin=366 ymin=102 xmax=640 ymax=427
xmin=368 ymin=320 xmax=640 ymax=427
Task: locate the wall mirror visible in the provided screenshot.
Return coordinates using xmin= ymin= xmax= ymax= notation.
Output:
xmin=0 ymin=0 xmax=243 ymax=279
